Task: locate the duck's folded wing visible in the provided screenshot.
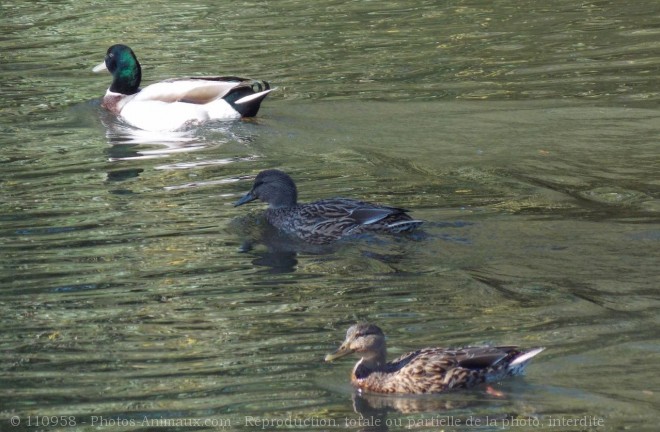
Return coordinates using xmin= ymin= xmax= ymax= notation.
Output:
xmin=134 ymin=77 xmax=264 ymax=104
xmin=307 ymin=199 xmax=405 ymax=224
xmin=389 ymin=347 xmax=510 ymax=376
xmin=349 ymin=206 xmax=408 ymax=225
xmin=453 ymin=346 xmax=513 ymax=369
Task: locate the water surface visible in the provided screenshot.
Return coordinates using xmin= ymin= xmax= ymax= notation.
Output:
xmin=1 ymin=1 xmax=659 ymax=431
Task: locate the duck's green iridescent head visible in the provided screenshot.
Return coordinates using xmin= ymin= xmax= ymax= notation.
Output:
xmin=93 ymin=44 xmax=141 ymax=95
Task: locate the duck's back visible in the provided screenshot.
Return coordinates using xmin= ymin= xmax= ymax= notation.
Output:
xmin=266 ymin=198 xmax=421 ymax=244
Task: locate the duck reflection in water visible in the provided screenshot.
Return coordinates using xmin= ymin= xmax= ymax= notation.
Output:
xmin=350 ymin=391 xmax=529 ymax=432
xmin=230 ymin=211 xmax=339 ymax=273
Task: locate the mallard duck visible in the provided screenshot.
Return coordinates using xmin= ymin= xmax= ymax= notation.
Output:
xmin=325 ymin=323 xmax=544 ymax=394
xmin=234 ymin=169 xmax=423 ymax=244
xmin=93 ymin=44 xmax=272 ymax=131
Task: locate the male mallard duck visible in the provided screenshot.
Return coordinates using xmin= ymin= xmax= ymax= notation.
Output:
xmin=93 ymin=44 xmax=272 ymax=131
xmin=325 ymin=323 xmax=544 ymax=394
xmin=234 ymin=169 xmax=423 ymax=245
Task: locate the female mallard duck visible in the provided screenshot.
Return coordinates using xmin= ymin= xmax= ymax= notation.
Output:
xmin=234 ymin=169 xmax=423 ymax=245
xmin=325 ymin=323 xmax=544 ymax=394
xmin=93 ymin=44 xmax=272 ymax=131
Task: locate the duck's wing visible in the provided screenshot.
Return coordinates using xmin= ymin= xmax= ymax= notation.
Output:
xmin=307 ymin=199 xmax=408 ymax=225
xmin=349 ymin=205 xmax=409 ymax=225
xmin=346 ymin=202 xmax=424 ymax=232
xmin=390 ymin=346 xmax=514 ymax=374
xmin=293 ymin=199 xmax=420 ymax=242
xmin=452 ymin=346 xmax=513 ymax=369
xmin=134 ymin=77 xmax=270 ymax=105
xmin=347 ymin=202 xmax=423 ymax=234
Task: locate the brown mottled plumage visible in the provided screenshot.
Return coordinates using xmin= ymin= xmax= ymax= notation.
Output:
xmin=234 ymin=170 xmax=423 ymax=245
xmin=325 ymin=323 xmax=544 ymax=394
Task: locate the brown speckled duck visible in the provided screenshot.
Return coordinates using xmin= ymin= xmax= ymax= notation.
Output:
xmin=234 ymin=170 xmax=423 ymax=245
xmin=325 ymin=323 xmax=544 ymax=394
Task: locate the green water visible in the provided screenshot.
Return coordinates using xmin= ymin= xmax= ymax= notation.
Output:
xmin=1 ymin=1 xmax=659 ymax=431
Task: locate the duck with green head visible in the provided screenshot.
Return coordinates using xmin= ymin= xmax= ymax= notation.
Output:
xmin=93 ymin=44 xmax=272 ymax=131
xmin=326 ymin=323 xmax=544 ymax=394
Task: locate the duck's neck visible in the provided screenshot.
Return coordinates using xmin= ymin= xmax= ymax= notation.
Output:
xmin=267 ymin=180 xmax=298 ymax=209
xmin=268 ymin=201 xmax=297 ymax=210
xmin=353 ymin=348 xmax=387 ymax=377
xmin=267 ymin=194 xmax=297 ymax=209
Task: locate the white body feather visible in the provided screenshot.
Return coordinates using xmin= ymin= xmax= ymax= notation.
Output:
xmin=107 ymin=79 xmax=270 ymax=131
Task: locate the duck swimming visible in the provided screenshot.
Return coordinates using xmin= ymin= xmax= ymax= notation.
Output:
xmin=93 ymin=44 xmax=272 ymax=131
xmin=325 ymin=323 xmax=544 ymax=394
xmin=234 ymin=170 xmax=423 ymax=245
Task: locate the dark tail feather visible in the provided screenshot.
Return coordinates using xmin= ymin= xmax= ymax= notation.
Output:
xmin=226 ymin=80 xmax=273 ymax=117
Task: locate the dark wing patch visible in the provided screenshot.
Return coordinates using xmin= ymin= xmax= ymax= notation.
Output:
xmin=349 ymin=207 xmax=400 ymax=225
xmin=455 ymin=346 xmax=517 ymax=369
